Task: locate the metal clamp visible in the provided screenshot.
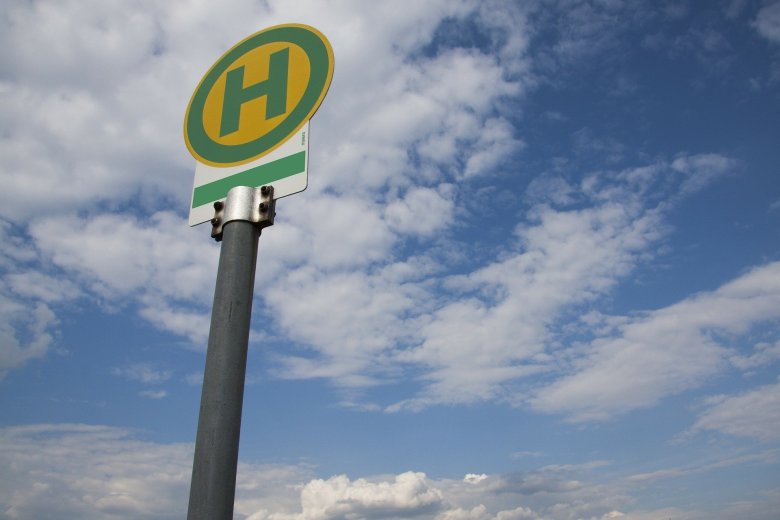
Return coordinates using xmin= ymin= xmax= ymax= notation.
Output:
xmin=210 ymin=185 xmax=275 ymax=241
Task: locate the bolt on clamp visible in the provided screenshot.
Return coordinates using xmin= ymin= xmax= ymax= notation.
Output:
xmin=210 ymin=185 xmax=275 ymax=241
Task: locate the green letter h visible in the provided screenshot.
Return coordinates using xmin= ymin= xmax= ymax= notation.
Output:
xmin=220 ymin=48 xmax=289 ymax=137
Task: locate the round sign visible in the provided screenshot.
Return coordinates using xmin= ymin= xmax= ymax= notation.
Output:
xmin=184 ymin=24 xmax=334 ymax=167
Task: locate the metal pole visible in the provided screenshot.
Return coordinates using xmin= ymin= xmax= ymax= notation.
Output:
xmin=187 ymin=186 xmax=275 ymax=520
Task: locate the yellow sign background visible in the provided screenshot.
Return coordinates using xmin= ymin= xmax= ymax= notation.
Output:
xmin=184 ymin=23 xmax=333 ymax=167
xmin=201 ymin=42 xmax=311 ymax=147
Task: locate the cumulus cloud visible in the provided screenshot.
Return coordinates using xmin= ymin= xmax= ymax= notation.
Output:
xmin=0 ymin=0 xmax=766 ymax=434
xmin=0 ymin=0 xmax=754 ymax=431
xmin=0 ymin=0 xmax=533 ymax=377
xmin=4 ymin=423 xmax=778 ymax=520
xmin=5 ymin=271 xmax=81 ymax=304
xmin=384 ymin=186 xmax=456 ymax=237
xmin=28 ymin=211 xmax=218 ymax=344
xmin=29 ymin=212 xmax=218 ymax=302
xmin=1 ymin=1 xmax=778 ymax=518
xmin=252 ymin=472 xmax=444 ymax=520
xmin=1 ymin=1 xmax=179 ymax=221
xmin=230 ymin=148 xmax=741 ymax=414
xmin=266 ymin=265 xmax=426 ymax=388
xmin=284 ymin=470 xmax=599 ymax=520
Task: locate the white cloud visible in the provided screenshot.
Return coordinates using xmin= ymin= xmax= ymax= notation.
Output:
xmin=510 ymin=452 xmax=544 ymax=460
xmin=627 ymin=449 xmax=780 ymax=484
xmin=494 ymin=506 xmax=539 ymax=520
xmin=267 ymin=267 xmax=424 ymax=387
xmin=27 ymin=211 xmax=218 ymax=344
xmin=384 ymin=186 xmax=456 ymax=237
xmin=0 ymin=423 xmax=192 ymax=519
xmin=0 ymin=0 xmax=537 ymax=379
xmin=255 ymin=151 xmax=739 ymax=412
xmin=257 ymin=472 xmax=445 ymax=520
xmin=691 ymin=380 xmax=780 ymax=441
xmin=0 ymin=0 xmax=757 ymax=433
xmin=185 ymin=371 xmax=203 ymax=386
xmin=436 ymin=505 xmax=492 ymax=520
xmin=389 ymin=165 xmax=672 ymax=410
xmin=0 ymin=425 xmax=583 ymax=520
xmin=29 ymin=212 xmax=218 ymax=301
xmin=563 ymin=485 xmax=780 ymax=520
xmin=112 ymin=363 xmax=172 ymax=384
xmin=0 ymin=299 xmax=57 ymax=379
xmin=3 ymin=423 xmax=778 ymax=520
xmin=531 ymin=0 xmax=642 ymax=85
xmin=754 ymin=2 xmax=780 ymax=43
xmin=137 ymin=295 xmax=211 ymax=346
xmin=571 ymin=127 xmax=626 ymax=164
xmin=139 ymin=389 xmax=168 ymax=399
xmin=0 ymin=423 xmax=595 ymax=520
xmin=218 ymin=1 xmax=527 ymax=204
xmin=0 ymin=210 xmax=217 ymax=374
xmin=251 ymin=466 xmax=627 ymax=520
xmin=0 ymin=423 xmax=314 ymax=520
xmin=532 ymin=262 xmax=780 ymax=421
xmin=729 ymin=340 xmax=780 ymax=371
xmin=0 ymin=221 xmax=64 ymax=377
xmin=0 ymin=0 xmax=288 ymax=222
xmin=464 ymin=118 xmax=524 ymax=178
xmin=5 ymin=271 xmax=81 ymax=303
xmin=602 ymin=509 xmax=698 ymax=520
xmin=272 ymin=195 xmax=395 ymax=272
xmin=670 ymin=153 xmax=739 ymax=197
xmin=0 ymin=2 xmax=777 ymax=518
xmin=464 ymin=474 xmax=488 ymax=484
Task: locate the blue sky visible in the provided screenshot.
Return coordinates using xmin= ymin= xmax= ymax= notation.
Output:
xmin=1 ymin=1 xmax=779 ymax=519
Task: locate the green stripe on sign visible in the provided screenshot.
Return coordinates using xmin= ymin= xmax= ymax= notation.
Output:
xmin=192 ymin=151 xmax=305 ymax=208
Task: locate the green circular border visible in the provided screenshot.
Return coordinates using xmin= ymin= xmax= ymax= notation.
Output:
xmin=184 ymin=25 xmax=333 ymax=166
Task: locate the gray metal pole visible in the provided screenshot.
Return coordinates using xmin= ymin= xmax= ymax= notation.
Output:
xmin=187 ymin=218 xmax=259 ymax=520
xmin=186 ymin=185 xmax=275 ymax=520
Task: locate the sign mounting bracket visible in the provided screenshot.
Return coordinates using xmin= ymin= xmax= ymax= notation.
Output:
xmin=210 ymin=185 xmax=276 ymax=241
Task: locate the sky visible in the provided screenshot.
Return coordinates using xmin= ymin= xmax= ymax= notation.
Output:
xmin=1 ymin=0 xmax=779 ymax=519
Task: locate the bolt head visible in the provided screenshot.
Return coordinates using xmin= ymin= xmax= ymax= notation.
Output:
xmin=213 ymin=201 xmax=224 ymax=210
